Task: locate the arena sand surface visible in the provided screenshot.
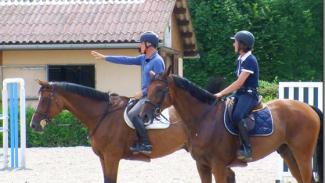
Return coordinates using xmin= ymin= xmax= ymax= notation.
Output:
xmin=0 ymin=147 xmax=297 ymax=183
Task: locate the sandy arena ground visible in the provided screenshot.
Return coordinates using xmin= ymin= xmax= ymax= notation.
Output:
xmin=0 ymin=147 xmax=297 ymax=183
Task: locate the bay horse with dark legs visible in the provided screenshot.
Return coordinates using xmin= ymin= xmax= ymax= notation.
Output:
xmin=30 ymin=80 xmax=236 ymax=183
xmin=140 ymin=67 xmax=323 ymax=183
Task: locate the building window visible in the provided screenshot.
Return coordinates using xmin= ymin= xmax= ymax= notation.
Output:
xmin=48 ymin=65 xmax=95 ymax=88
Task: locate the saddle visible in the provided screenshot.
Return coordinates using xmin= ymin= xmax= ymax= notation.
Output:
xmin=224 ymin=95 xmax=273 ymax=136
xmin=124 ymin=99 xmax=170 ymax=130
xmin=126 ymin=98 xmax=139 ymax=113
xmin=226 ymin=95 xmax=264 ymax=130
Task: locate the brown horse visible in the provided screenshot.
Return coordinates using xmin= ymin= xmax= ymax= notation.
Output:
xmin=140 ymin=67 xmax=323 ymax=183
xmin=29 ymin=81 xmax=236 ymax=183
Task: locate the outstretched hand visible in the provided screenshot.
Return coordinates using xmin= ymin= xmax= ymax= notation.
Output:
xmin=91 ymin=51 xmax=105 ymax=60
xmin=133 ymin=91 xmax=143 ymax=100
xmin=214 ymin=93 xmax=223 ymax=100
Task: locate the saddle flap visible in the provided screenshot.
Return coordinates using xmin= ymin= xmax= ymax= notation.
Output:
xmin=246 ymin=114 xmax=255 ymax=131
xmin=226 ymin=97 xmax=255 ymax=130
xmin=223 ymin=104 xmax=274 ymax=137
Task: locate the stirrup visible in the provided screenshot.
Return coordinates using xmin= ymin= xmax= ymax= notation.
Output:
xmin=130 ymin=143 xmax=152 ymax=154
xmin=237 ymin=146 xmax=252 ymax=162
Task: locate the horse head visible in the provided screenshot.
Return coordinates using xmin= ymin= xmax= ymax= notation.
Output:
xmin=140 ymin=66 xmax=173 ymax=124
xmin=30 ymin=80 xmax=64 ymax=132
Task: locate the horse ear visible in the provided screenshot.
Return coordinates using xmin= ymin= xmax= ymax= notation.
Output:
xmin=163 ymin=65 xmax=173 ymax=78
xmin=36 ymin=79 xmax=49 ymax=86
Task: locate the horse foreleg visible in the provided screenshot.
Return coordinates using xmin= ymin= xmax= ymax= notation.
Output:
xmin=225 ymin=168 xmax=236 ymax=183
xmin=99 ymin=156 xmax=107 ymax=182
xmin=196 ymin=162 xmax=212 ymax=183
xmin=212 ymin=165 xmax=228 ymax=183
xmin=277 ymin=145 xmax=302 ymax=182
xmin=102 ymin=155 xmax=121 ymax=183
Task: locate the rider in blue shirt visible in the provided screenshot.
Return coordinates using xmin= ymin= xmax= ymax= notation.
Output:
xmin=215 ymin=30 xmax=259 ymax=161
xmin=91 ymin=31 xmax=165 ymax=154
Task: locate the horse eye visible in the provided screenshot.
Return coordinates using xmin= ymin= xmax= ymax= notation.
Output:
xmin=158 ymin=89 xmax=166 ymax=97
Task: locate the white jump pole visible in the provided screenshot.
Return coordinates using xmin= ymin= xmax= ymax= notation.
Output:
xmin=2 ymin=78 xmax=26 ymax=169
xmin=2 ymin=80 xmax=8 ymax=169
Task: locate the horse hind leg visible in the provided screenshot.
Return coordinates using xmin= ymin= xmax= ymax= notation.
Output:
xmin=277 ymin=144 xmax=303 ymax=182
xmin=288 ymin=142 xmax=315 ymax=183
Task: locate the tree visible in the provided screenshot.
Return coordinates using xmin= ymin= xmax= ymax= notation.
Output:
xmin=185 ymin=0 xmax=323 ymax=87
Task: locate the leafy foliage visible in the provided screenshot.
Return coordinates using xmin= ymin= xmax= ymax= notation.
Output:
xmin=26 ymin=107 xmax=90 ymax=147
xmin=258 ymin=79 xmax=279 ymax=102
xmin=185 ymin=0 xmax=323 ymax=87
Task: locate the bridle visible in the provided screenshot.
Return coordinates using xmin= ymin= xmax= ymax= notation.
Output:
xmin=34 ymin=86 xmax=58 ymax=124
xmin=143 ymin=77 xmax=170 ymax=118
xmin=35 ymin=86 xmax=123 ymax=137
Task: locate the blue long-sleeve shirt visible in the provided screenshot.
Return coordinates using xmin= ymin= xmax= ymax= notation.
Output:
xmin=105 ymin=51 xmax=165 ymax=96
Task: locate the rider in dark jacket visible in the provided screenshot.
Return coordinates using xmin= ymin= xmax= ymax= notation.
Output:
xmin=215 ymin=30 xmax=259 ymax=161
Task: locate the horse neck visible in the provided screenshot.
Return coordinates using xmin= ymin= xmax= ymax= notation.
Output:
xmin=58 ymin=90 xmax=108 ymax=130
xmin=170 ymin=85 xmax=215 ymax=129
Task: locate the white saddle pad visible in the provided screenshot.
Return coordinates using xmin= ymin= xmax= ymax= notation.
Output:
xmin=124 ymin=108 xmax=170 ymax=129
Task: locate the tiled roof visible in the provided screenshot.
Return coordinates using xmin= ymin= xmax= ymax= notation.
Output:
xmin=0 ymin=0 xmax=175 ymax=44
xmin=174 ymin=0 xmax=197 ymax=57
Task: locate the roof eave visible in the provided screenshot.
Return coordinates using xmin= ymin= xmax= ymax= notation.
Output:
xmin=174 ymin=0 xmax=198 ymax=59
xmin=0 ymin=43 xmax=143 ymax=50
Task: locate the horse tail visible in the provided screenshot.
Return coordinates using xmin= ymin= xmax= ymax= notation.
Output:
xmin=310 ymin=105 xmax=323 ymax=183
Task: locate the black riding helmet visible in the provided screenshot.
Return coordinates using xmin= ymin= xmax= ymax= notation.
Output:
xmin=231 ymin=30 xmax=255 ymax=49
xmin=139 ymin=31 xmax=159 ymax=48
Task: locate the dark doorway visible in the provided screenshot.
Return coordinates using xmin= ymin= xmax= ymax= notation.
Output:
xmin=48 ymin=65 xmax=95 ymax=88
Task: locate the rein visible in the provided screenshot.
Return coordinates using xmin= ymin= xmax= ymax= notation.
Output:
xmin=146 ymin=76 xmax=221 ymax=123
xmin=88 ymin=94 xmax=125 ymax=138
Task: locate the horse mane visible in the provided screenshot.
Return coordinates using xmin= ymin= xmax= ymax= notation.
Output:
xmin=172 ymin=75 xmax=217 ymax=105
xmin=52 ymin=82 xmax=111 ymax=101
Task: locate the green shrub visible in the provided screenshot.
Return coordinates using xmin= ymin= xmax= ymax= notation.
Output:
xmin=26 ymin=107 xmax=90 ymax=147
xmin=258 ymin=80 xmax=279 ymax=102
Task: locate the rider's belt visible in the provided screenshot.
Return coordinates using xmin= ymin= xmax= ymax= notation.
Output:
xmin=237 ymin=87 xmax=257 ymax=94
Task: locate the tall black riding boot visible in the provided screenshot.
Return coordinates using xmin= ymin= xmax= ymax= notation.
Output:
xmin=130 ymin=116 xmax=152 ymax=154
xmin=237 ymin=118 xmax=252 ymax=161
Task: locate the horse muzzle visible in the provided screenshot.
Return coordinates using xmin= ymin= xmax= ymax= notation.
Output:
xmin=30 ymin=115 xmax=49 ymax=133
